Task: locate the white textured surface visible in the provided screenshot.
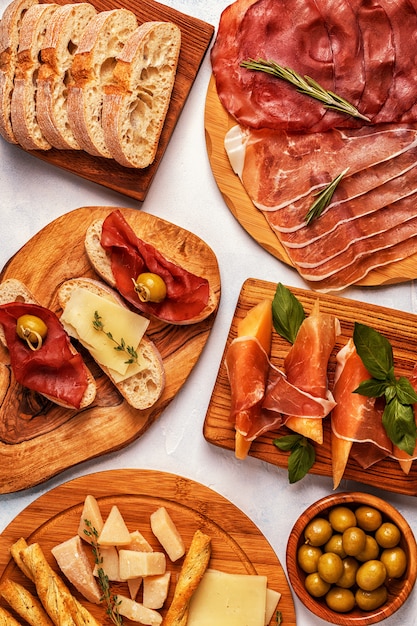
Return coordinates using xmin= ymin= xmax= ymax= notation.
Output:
xmin=1 ymin=1 xmax=417 ymax=624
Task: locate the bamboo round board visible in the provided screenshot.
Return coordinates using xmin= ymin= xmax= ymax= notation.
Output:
xmin=204 ymin=75 xmax=417 ymax=288
xmin=0 ymin=469 xmax=296 ymax=625
xmin=204 ymin=277 xmax=417 ymax=496
xmin=0 ymin=207 xmax=220 ymax=494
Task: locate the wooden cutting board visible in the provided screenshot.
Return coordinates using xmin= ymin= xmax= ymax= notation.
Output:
xmin=0 ymin=469 xmax=296 ymax=625
xmin=10 ymin=0 xmax=214 ymax=201
xmin=204 ymin=75 xmax=417 ymax=287
xmin=204 ymin=277 xmax=417 ymax=496
xmin=0 ymin=207 xmax=220 ymax=494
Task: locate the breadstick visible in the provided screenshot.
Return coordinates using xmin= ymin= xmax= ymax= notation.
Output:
xmin=0 ymin=578 xmax=53 ymax=626
xmin=0 ymin=605 xmax=23 ymax=625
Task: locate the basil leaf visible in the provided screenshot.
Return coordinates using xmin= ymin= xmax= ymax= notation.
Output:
xmin=396 ymin=376 xmax=417 ymax=405
xmin=382 ymin=398 xmax=417 ymax=456
xmin=273 ymin=434 xmax=303 ymax=452
xmin=287 ymin=439 xmax=316 ymax=484
xmin=354 ymin=378 xmax=388 ymax=398
xmin=353 ymin=323 xmax=394 ymax=380
xmin=272 ymin=283 xmax=305 ymax=344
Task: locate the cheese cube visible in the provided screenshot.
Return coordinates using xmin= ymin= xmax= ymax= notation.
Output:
xmin=98 ymin=505 xmax=131 ymax=546
xmin=150 ymin=507 xmax=185 ymax=561
xmin=117 ymin=595 xmax=162 ymax=625
xmin=51 ymin=535 xmax=101 ymax=604
xmin=119 ymin=550 xmax=166 ymax=580
xmin=143 ymin=572 xmax=171 ymax=609
xmin=78 ymin=495 xmax=104 ymax=544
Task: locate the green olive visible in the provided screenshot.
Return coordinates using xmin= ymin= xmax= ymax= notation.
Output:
xmin=325 ymin=586 xmax=356 ymax=613
xmin=355 ymin=586 xmax=388 ymax=611
xmin=336 ymin=557 xmax=359 ymax=589
xmin=329 ymin=506 xmax=357 ymax=533
xmin=304 ymin=517 xmax=333 ymax=547
xmin=356 ymin=535 xmax=380 ymax=562
xmin=355 ymin=506 xmax=383 ymax=532
xmin=133 ymin=272 xmax=167 ymax=303
xmin=317 ymin=552 xmax=344 ymax=584
xmin=356 ymin=559 xmax=387 ymax=591
xmin=342 ymin=526 xmax=367 ymax=556
xmin=324 ymin=534 xmax=347 ymax=559
xmin=304 ymin=572 xmax=331 ymax=598
xmin=375 ymin=522 xmax=401 ymax=549
xmin=380 ymin=547 xmax=407 ymax=579
xmin=297 ymin=544 xmax=322 ymax=573
xmin=16 ymin=314 xmax=48 ymax=351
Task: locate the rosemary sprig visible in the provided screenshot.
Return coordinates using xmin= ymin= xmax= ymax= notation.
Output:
xmin=92 ymin=311 xmax=138 ymax=365
xmin=305 ymin=168 xmax=349 ymax=224
xmin=83 ymin=520 xmax=123 ymax=625
xmin=240 ymin=58 xmax=370 ymax=122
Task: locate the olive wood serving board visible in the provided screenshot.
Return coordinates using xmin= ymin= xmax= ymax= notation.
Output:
xmin=0 ymin=469 xmax=296 ymax=625
xmin=0 ymin=207 xmax=220 ymax=494
xmin=204 ymin=277 xmax=417 ymax=496
xmin=10 ymin=0 xmax=214 ymax=202
xmin=204 ymin=75 xmax=417 ymax=288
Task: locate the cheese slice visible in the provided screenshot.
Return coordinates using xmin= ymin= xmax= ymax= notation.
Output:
xmin=60 ymin=288 xmax=149 ymax=381
xmin=187 ymin=569 xmax=267 ymax=626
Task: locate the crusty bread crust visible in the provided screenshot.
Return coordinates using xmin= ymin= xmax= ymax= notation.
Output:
xmin=67 ymin=8 xmax=138 ymax=158
xmin=37 ymin=2 xmax=97 ymax=149
xmin=57 ymin=277 xmax=165 ymax=410
xmin=0 ymin=0 xmax=39 ymax=143
xmin=102 ymin=21 xmax=181 ymax=168
xmin=10 ymin=2 xmax=58 ymax=150
xmin=0 ymin=278 xmax=97 ymax=409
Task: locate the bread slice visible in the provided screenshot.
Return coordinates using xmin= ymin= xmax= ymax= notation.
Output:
xmin=67 ymin=8 xmax=138 ymax=158
xmin=57 ymin=277 xmax=165 ymax=410
xmin=10 ymin=2 xmax=59 ymax=150
xmin=0 ymin=278 xmax=97 ymax=409
xmin=102 ymin=21 xmax=181 ymax=169
xmin=0 ymin=0 xmax=39 ymax=143
xmin=36 ymin=2 xmax=97 ymax=150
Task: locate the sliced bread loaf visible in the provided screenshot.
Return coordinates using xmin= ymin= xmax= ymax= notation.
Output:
xmin=67 ymin=8 xmax=138 ymax=158
xmin=10 ymin=2 xmax=58 ymax=150
xmin=102 ymin=21 xmax=181 ymax=168
xmin=0 ymin=0 xmax=39 ymax=143
xmin=37 ymin=2 xmax=97 ymax=150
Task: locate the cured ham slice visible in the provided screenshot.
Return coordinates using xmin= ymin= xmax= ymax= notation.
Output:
xmin=331 ymin=339 xmax=391 ymax=488
xmin=283 ymin=300 xmax=340 ymax=443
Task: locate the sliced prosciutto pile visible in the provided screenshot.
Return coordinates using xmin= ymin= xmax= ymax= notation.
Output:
xmin=212 ymin=0 xmax=417 ymax=291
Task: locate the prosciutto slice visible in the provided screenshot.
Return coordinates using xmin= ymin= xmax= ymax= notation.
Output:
xmin=0 ymin=302 xmax=89 ymax=409
xmin=100 ymin=210 xmax=210 ymax=323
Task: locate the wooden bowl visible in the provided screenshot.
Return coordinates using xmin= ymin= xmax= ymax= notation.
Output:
xmin=286 ymin=492 xmax=417 ymax=625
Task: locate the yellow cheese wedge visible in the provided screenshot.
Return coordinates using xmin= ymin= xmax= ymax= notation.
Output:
xmin=78 ymin=495 xmax=104 ymax=544
xmin=98 ymin=505 xmax=131 ymax=546
xmin=60 ymin=287 xmax=149 ymax=380
xmin=93 ymin=545 xmax=122 ymax=581
xmin=143 ymin=571 xmax=171 ymax=609
xmin=150 ymin=507 xmax=185 ymax=562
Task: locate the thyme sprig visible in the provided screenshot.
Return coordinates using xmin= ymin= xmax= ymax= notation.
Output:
xmin=240 ymin=58 xmax=371 ymax=122
xmin=305 ymin=168 xmax=349 ymax=224
xmin=83 ymin=520 xmax=123 ymax=625
xmin=92 ymin=311 xmax=139 ymax=365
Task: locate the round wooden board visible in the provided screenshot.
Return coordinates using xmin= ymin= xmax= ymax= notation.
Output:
xmin=204 ymin=75 xmax=417 ymax=288
xmin=0 ymin=207 xmax=220 ymax=494
xmin=0 ymin=469 xmax=296 ymax=625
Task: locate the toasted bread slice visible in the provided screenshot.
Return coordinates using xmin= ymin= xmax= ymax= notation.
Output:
xmin=57 ymin=277 xmax=165 ymax=410
xmin=102 ymin=21 xmax=181 ymax=168
xmin=37 ymin=2 xmax=97 ymax=150
xmin=0 ymin=278 xmax=97 ymax=409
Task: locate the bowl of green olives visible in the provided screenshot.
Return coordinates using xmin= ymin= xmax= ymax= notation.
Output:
xmin=286 ymin=492 xmax=417 ymax=624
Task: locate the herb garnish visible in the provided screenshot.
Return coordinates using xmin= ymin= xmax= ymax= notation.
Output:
xmin=305 ymin=168 xmax=349 ymax=224
xmin=240 ymin=58 xmax=371 ymax=122
xmin=273 ymin=434 xmax=315 ymax=483
xmin=92 ymin=311 xmax=139 ymax=365
xmin=353 ymin=322 xmax=417 ymax=455
xmin=275 ymin=609 xmax=283 ymax=624
xmin=84 ymin=520 xmax=123 ymax=625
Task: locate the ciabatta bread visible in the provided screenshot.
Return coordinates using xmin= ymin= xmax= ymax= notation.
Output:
xmin=102 ymin=21 xmax=181 ymax=169
xmin=37 ymin=2 xmax=97 ymax=150
xmin=10 ymin=2 xmax=58 ymax=150
xmin=0 ymin=0 xmax=39 ymax=143
xmin=0 ymin=278 xmax=97 ymax=409
xmin=57 ymin=277 xmax=165 ymax=410
xmin=67 ymin=8 xmax=138 ymax=158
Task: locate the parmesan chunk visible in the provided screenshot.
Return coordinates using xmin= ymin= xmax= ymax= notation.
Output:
xmin=125 ymin=530 xmax=153 ymax=552
xmin=93 ymin=545 xmax=122 ymax=581
xmin=78 ymin=495 xmax=104 ymax=544
xmin=117 ymin=595 xmax=162 ymax=625
xmin=98 ymin=505 xmax=131 ymax=546
xmin=265 ymin=588 xmax=281 ymax=625
xmin=119 ymin=550 xmax=166 ymax=580
xmin=128 ymin=577 xmax=143 ymax=600
xmin=143 ymin=571 xmax=171 ymax=609
xmin=51 ymin=535 xmax=101 ymax=604
xmin=150 ymin=507 xmax=185 ymax=562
